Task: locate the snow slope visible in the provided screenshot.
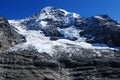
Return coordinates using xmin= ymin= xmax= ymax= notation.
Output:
xmin=94 ymin=16 xmax=105 ymax=20
xmin=8 ymin=7 xmax=118 ymax=56
xmin=8 ymin=20 xmax=117 ymax=55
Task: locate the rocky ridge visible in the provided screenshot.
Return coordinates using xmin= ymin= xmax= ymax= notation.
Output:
xmin=0 ymin=48 xmax=120 ymax=80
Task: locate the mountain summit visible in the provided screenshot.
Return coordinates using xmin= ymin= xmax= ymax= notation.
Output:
xmin=9 ymin=6 xmax=120 ymax=47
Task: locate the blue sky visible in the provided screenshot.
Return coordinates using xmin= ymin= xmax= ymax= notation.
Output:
xmin=0 ymin=0 xmax=120 ymax=22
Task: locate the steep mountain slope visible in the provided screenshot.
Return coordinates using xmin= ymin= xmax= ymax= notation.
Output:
xmin=0 ymin=45 xmax=120 ymax=80
xmin=8 ymin=6 xmax=120 ymax=55
xmin=0 ymin=6 xmax=120 ymax=80
xmin=79 ymin=15 xmax=120 ymax=46
xmin=0 ymin=17 xmax=25 ymax=52
xmin=9 ymin=6 xmax=120 ymax=45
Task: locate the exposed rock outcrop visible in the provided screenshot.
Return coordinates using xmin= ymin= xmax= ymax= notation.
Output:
xmin=79 ymin=15 xmax=120 ymax=46
xmin=0 ymin=48 xmax=120 ymax=80
xmin=0 ymin=17 xmax=25 ymax=52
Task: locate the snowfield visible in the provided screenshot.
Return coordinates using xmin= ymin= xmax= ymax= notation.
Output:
xmin=8 ymin=19 xmax=118 ymax=56
xmin=8 ymin=7 xmax=119 ymax=56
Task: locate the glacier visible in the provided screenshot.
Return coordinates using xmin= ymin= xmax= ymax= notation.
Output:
xmin=8 ymin=6 xmax=119 ymax=56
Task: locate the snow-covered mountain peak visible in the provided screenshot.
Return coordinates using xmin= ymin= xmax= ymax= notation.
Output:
xmin=13 ymin=6 xmax=81 ymax=31
xmin=40 ymin=6 xmax=60 ymax=14
xmin=39 ymin=6 xmax=81 ymax=24
xmin=37 ymin=6 xmax=80 ymax=20
xmin=39 ymin=6 xmax=66 ymax=21
xmin=8 ymin=6 xmax=120 ymax=56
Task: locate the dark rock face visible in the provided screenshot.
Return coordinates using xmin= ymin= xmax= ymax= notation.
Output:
xmin=0 ymin=48 xmax=120 ymax=80
xmin=79 ymin=15 xmax=120 ymax=46
xmin=59 ymin=58 xmax=120 ymax=80
xmin=0 ymin=17 xmax=25 ymax=52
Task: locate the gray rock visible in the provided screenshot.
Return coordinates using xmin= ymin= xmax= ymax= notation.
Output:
xmin=0 ymin=17 xmax=25 ymax=52
xmin=79 ymin=15 xmax=120 ymax=46
xmin=0 ymin=47 xmax=120 ymax=80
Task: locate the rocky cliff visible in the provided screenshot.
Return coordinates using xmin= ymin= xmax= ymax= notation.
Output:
xmin=0 ymin=48 xmax=120 ymax=80
xmin=0 ymin=17 xmax=25 ymax=52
